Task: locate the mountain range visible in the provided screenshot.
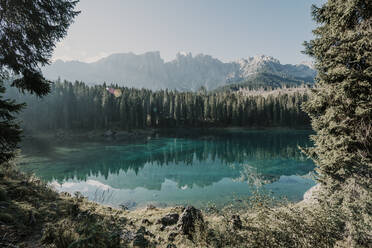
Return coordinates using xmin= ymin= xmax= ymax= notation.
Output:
xmin=42 ymin=52 xmax=316 ymax=91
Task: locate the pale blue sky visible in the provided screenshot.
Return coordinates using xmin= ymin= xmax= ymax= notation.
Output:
xmin=53 ymin=0 xmax=325 ymax=64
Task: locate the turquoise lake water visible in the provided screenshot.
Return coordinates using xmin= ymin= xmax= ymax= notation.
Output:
xmin=20 ymin=129 xmax=316 ymax=209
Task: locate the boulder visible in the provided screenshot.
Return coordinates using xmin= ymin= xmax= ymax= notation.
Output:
xmin=231 ymin=215 xmax=242 ymax=230
xmin=157 ymin=213 xmax=179 ymax=227
xmin=137 ymin=226 xmax=154 ymax=237
xmin=178 ymin=206 xmax=204 ymax=239
xmin=132 ymin=226 xmax=153 ymax=248
xmin=132 ymin=234 xmax=149 ymax=248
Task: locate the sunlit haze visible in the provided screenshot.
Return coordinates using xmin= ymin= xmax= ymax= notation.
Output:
xmin=53 ymin=0 xmax=325 ymax=64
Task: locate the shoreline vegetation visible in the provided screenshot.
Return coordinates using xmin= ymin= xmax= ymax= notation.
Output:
xmin=1 ymin=162 xmax=335 ymax=248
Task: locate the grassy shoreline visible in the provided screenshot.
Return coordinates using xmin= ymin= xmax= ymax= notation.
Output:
xmin=0 ymin=160 xmax=346 ymax=248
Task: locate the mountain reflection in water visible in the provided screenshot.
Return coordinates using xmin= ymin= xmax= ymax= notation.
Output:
xmin=20 ymin=130 xmax=316 ymax=209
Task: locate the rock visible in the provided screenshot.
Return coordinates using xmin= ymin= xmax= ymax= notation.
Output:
xmin=142 ymin=219 xmax=152 ymax=225
xmin=139 ymin=226 xmax=147 ymax=233
xmin=231 ymin=215 xmax=242 ymax=230
xmin=136 ymin=226 xmax=147 ymax=234
xmin=132 ymin=234 xmax=149 ymax=248
xmin=206 ymin=229 xmax=220 ymax=247
xmin=132 ymin=226 xmax=154 ymax=247
xmin=178 ymin=206 xmax=204 ymax=239
xmin=157 ymin=213 xmax=179 ymax=227
xmin=137 ymin=226 xmax=155 ymax=238
xmin=168 ymin=232 xmax=178 ymax=242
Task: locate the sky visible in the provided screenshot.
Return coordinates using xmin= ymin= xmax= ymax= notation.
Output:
xmin=53 ymin=0 xmax=326 ymax=65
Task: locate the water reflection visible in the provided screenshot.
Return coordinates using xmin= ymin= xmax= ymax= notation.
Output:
xmin=20 ymin=130 xmax=315 ymax=208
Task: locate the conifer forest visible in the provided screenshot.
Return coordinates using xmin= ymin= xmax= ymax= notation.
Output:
xmin=6 ymin=81 xmax=310 ymax=130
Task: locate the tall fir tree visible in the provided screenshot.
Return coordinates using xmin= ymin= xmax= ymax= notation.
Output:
xmin=303 ymin=0 xmax=372 ymax=246
xmin=0 ymin=83 xmax=24 ymax=164
xmin=0 ymin=0 xmax=79 ymax=163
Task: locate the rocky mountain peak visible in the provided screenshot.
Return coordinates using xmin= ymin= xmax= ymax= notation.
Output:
xmin=176 ymin=51 xmax=192 ymax=58
xmin=42 ymin=52 xmax=316 ymax=90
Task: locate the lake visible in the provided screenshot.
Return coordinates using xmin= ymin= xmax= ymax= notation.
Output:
xmin=19 ymin=129 xmax=316 ymax=209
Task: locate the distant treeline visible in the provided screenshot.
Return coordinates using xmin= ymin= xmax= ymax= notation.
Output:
xmin=5 ymin=80 xmax=311 ymax=130
xmin=218 ymin=72 xmax=314 ymax=92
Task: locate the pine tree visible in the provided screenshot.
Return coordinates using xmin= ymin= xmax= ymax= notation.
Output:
xmin=0 ymin=0 xmax=79 ymax=163
xmin=0 ymin=84 xmax=25 ymax=164
xmin=303 ymin=1 xmax=372 ymax=246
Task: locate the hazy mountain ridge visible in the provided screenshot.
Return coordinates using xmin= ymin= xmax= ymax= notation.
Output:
xmin=43 ymin=52 xmax=316 ymax=90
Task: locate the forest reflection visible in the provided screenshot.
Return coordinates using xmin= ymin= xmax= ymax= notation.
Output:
xmin=21 ymin=130 xmax=315 ymax=191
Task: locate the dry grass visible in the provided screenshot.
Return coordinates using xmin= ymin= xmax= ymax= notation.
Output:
xmin=0 ymin=162 xmax=359 ymax=248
